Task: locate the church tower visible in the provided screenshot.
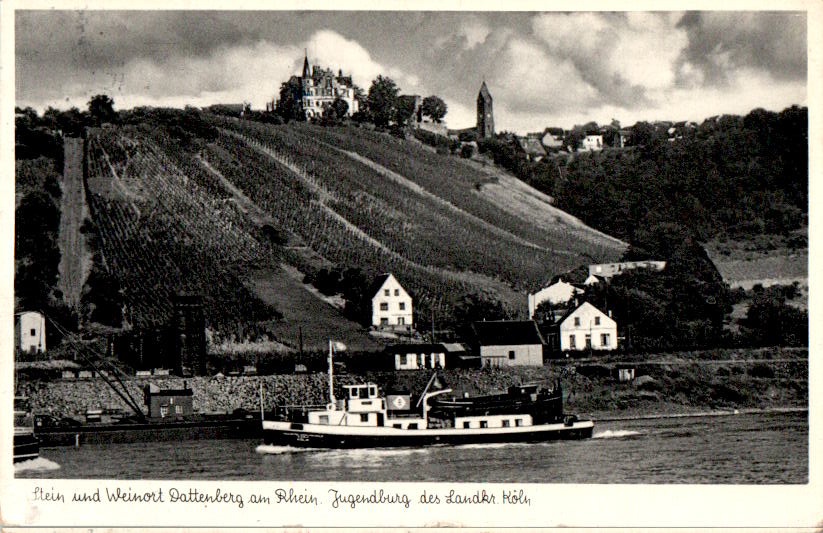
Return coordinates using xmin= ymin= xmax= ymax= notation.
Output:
xmin=477 ymin=81 xmax=494 ymax=139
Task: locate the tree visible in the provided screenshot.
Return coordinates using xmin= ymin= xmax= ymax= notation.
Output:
xmin=276 ymin=78 xmax=304 ymax=121
xmin=87 ymin=94 xmax=117 ymax=125
xmin=367 ymin=75 xmax=399 ymax=128
xmin=330 ymin=97 xmax=349 ymax=120
xmin=422 ymin=95 xmax=447 ymax=123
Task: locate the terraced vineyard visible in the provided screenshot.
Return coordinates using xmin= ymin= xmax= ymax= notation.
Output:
xmin=218 ymin=119 xmax=625 ymax=294
xmin=84 ymin=127 xmax=280 ymax=333
xmin=83 ymin=117 xmax=625 ymax=345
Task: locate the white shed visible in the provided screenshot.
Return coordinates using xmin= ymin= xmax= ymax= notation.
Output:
xmin=15 ymin=311 xmax=46 ymax=353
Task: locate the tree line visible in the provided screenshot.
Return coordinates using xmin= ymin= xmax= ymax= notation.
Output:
xmin=275 ymin=74 xmax=447 ymax=128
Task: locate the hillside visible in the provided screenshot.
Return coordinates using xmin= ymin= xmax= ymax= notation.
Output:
xmin=80 ymin=115 xmax=625 ymax=350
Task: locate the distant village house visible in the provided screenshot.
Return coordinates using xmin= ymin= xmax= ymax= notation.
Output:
xmin=588 ymin=261 xmax=666 ymax=279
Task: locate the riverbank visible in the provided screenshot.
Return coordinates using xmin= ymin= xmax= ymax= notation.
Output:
xmin=17 ymin=347 xmax=806 ymax=421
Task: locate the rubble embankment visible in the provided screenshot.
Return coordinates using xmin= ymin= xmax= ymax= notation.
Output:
xmin=18 ymin=348 xmax=807 ymax=420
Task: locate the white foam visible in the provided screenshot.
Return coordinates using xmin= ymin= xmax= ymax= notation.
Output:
xmin=255 ymin=444 xmax=320 ymax=455
xmin=592 ymin=429 xmax=642 ymax=439
xmin=14 ymin=457 xmax=61 ymax=473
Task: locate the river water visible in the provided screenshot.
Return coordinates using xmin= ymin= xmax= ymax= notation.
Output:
xmin=17 ymin=412 xmax=806 ymax=483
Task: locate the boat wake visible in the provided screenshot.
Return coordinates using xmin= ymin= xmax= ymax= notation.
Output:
xmin=255 ymin=444 xmax=321 ymax=455
xmin=307 ymin=447 xmax=430 ymax=466
xmin=14 ymin=457 xmax=61 ymax=473
xmin=592 ymin=429 xmax=642 ymax=439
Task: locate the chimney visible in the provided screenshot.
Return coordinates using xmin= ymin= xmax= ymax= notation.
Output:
xmin=608 ymin=310 xmax=612 ymax=318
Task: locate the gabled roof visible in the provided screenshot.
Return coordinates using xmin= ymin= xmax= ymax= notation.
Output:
xmin=369 ymin=273 xmax=393 ymax=298
xmin=472 ymin=320 xmax=545 ymax=346
xmin=556 ymin=301 xmax=614 ymax=327
xmin=515 ymin=137 xmax=547 ymax=157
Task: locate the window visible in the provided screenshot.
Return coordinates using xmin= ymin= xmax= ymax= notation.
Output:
xmin=398 ymin=317 xmax=405 ymax=325
xmin=502 ymin=420 xmax=511 ymax=427
xmin=515 ymin=418 xmax=523 ymax=427
xmin=463 ymin=421 xmax=471 ymax=428
xmin=569 ymin=335 xmax=576 ymax=349
xmin=380 ymin=302 xmax=388 ymax=311
xmin=574 ymin=317 xmax=581 ymax=326
xmin=394 ymin=289 xmax=400 ymax=296
xmin=480 ymin=420 xmax=488 ymax=428
xmin=601 ymin=333 xmax=610 ymax=347
xmin=595 ymin=316 xmax=600 ymax=325
xmin=360 ymin=413 xmax=369 ymax=422
xmin=585 ymin=335 xmax=592 ymax=349
xmin=160 ymin=405 xmax=169 ymax=418
xmin=399 ymin=302 xmax=406 ymax=310
xmin=393 ymin=424 xmax=402 ymax=429
xmin=408 ymin=423 xmax=418 ymax=430
xmin=384 ymin=289 xmax=390 ymax=296
xmin=175 ymin=405 xmax=183 ymax=414
xmin=508 ymin=350 xmax=516 ymax=360
xmin=30 ymin=329 xmax=36 ymax=336
xmin=319 ymin=415 xmax=329 ymax=424
xmin=380 ymin=318 xmax=388 ymax=325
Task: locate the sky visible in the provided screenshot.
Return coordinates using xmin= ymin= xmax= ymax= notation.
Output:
xmin=14 ymin=10 xmax=808 ymax=133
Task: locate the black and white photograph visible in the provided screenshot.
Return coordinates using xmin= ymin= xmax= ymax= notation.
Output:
xmin=2 ymin=2 xmax=819 ymax=528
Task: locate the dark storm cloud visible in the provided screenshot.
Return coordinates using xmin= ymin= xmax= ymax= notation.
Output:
xmin=676 ymin=11 xmax=806 ymax=85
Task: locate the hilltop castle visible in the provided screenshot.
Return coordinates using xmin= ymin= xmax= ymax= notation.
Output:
xmin=477 ymin=81 xmax=494 ymax=139
xmin=284 ymin=52 xmax=360 ymax=120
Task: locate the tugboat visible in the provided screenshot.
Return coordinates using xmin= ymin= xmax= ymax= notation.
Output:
xmin=261 ymin=343 xmax=593 ymax=448
xmin=14 ymin=396 xmax=40 ymax=463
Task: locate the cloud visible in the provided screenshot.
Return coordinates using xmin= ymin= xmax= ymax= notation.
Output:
xmin=458 ymin=20 xmax=491 ymax=50
xmin=488 ymin=37 xmax=598 ymax=117
xmin=531 ymin=12 xmax=687 ymax=107
xmin=307 ymin=30 xmax=419 ymax=91
xmin=676 ymin=12 xmax=807 ymax=85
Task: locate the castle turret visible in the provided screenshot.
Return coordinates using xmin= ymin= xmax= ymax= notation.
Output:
xmin=477 ymin=81 xmax=494 ymax=139
xmin=302 ymin=50 xmax=311 ymax=79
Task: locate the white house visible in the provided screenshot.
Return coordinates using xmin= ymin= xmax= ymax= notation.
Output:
xmin=583 ymin=274 xmax=602 ymax=286
xmin=527 ymin=278 xmax=584 ymax=318
xmin=15 ymin=311 xmax=46 ymax=353
xmin=550 ymin=302 xmax=617 ymax=352
xmin=370 ymin=274 xmax=413 ymax=329
xmin=581 ymin=134 xmax=603 ymax=151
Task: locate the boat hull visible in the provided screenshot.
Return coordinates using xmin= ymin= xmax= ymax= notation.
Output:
xmin=262 ymin=419 xmax=594 ymax=448
xmin=14 ymin=434 xmax=40 ymax=463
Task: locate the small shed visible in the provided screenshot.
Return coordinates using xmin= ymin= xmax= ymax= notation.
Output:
xmin=143 ymin=382 xmax=194 ymax=419
xmin=472 ymin=320 xmax=546 ymax=367
xmin=387 ymin=343 xmax=446 ymax=370
xmin=15 ymin=311 xmax=46 ymax=353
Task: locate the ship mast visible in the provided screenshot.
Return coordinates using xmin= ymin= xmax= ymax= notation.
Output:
xmin=328 ymin=340 xmax=336 ymax=407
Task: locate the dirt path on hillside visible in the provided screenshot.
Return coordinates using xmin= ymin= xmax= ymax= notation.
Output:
xmin=462 ymin=158 xmax=626 ymax=250
xmin=57 ymin=137 xmax=91 ymax=310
